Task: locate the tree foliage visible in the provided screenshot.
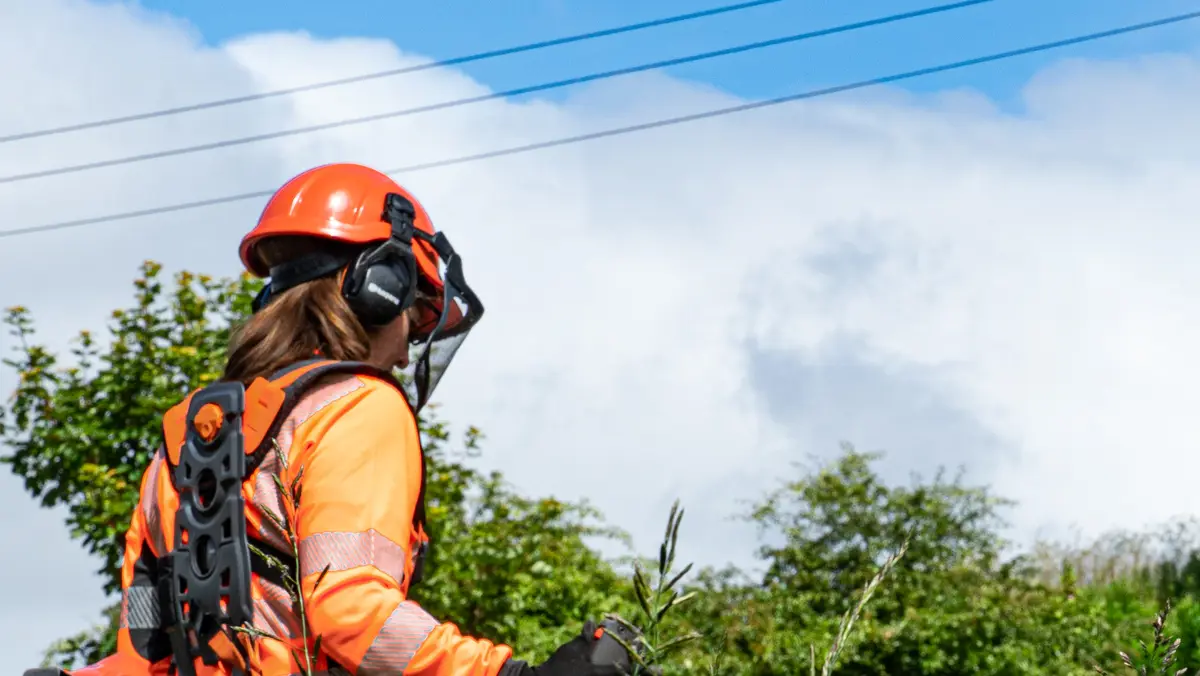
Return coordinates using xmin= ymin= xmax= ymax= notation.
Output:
xmin=2 ymin=260 xmax=1196 ymax=675
xmin=666 ymin=450 xmax=1138 ymax=675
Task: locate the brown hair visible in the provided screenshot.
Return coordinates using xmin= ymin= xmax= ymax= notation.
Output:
xmin=223 ymin=236 xmax=373 ymax=384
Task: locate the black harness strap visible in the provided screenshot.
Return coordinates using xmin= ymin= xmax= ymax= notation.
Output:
xmin=246 ymin=534 xmax=293 ymax=591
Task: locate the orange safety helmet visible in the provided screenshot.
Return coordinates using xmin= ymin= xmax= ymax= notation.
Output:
xmin=239 ymin=163 xmax=442 ymax=292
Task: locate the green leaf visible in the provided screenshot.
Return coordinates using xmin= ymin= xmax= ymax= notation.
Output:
xmin=290 ymin=464 xmax=306 ymax=505
xmin=313 ymin=563 xmax=332 ymax=592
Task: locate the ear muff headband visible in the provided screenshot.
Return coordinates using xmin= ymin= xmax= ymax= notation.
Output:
xmin=251 ymin=251 xmax=350 ymax=313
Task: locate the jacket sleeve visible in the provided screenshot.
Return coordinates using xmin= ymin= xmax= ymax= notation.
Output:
xmin=292 ymin=381 xmax=515 ymax=676
xmin=69 ymin=452 xmax=174 ymax=676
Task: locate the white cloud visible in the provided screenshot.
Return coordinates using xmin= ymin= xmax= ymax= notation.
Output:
xmin=3 ymin=0 xmax=1200 ymax=668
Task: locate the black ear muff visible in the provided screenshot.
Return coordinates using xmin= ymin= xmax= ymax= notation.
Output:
xmin=341 ymin=241 xmax=416 ymax=327
xmin=340 ymin=192 xmax=422 ymax=327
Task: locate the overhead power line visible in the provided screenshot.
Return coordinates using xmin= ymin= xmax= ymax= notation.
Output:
xmin=0 ymin=0 xmax=782 ymax=144
xmin=3 ymin=9 xmax=1196 ymax=241
xmin=0 ymin=0 xmax=990 ymax=186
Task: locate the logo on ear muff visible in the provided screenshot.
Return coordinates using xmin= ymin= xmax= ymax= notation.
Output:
xmin=366 ymin=281 xmax=402 ymax=306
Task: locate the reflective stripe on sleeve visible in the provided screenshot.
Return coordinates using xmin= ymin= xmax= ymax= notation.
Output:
xmin=299 ymin=529 xmax=408 ymax=585
xmin=357 ymin=601 xmax=439 ymax=675
xmin=118 ymin=586 xmax=161 ymax=630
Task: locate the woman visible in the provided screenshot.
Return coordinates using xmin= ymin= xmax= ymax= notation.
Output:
xmin=47 ymin=163 xmax=635 ymax=676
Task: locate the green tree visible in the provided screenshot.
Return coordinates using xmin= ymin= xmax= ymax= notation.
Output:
xmin=1 ymin=261 xmax=629 ymax=669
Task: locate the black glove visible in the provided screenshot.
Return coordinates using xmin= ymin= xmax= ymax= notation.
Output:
xmin=500 ymin=619 xmax=656 ymax=676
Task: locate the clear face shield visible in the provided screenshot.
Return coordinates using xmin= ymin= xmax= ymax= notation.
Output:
xmin=396 ymin=230 xmax=484 ymax=412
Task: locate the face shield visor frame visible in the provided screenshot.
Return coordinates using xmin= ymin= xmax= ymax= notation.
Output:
xmin=396 ymin=229 xmax=484 ymax=412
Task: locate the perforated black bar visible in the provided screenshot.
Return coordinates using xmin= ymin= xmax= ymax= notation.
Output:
xmin=166 ymin=381 xmax=254 ymax=674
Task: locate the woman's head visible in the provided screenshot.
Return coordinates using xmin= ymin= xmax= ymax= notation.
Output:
xmin=228 ymin=163 xmax=483 ymax=409
xmin=223 ymin=235 xmax=422 ymax=384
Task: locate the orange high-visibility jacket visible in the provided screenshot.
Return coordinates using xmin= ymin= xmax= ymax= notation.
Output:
xmin=71 ymin=360 xmax=514 ymax=676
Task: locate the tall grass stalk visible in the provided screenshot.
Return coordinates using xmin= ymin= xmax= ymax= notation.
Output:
xmin=1095 ymin=599 xmax=1187 ymax=675
xmin=811 ymin=538 xmax=910 ymax=676
xmin=608 ymin=499 xmax=702 ymax=675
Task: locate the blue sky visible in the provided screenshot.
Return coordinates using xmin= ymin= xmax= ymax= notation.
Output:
xmin=126 ymin=0 xmax=1200 ymax=111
